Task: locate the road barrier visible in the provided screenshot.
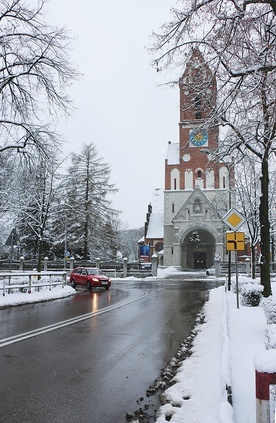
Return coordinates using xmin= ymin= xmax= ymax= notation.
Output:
xmin=0 ymin=271 xmax=67 ymax=296
xmin=255 ymin=350 xmax=276 ymax=423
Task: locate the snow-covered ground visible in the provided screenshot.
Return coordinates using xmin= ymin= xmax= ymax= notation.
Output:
xmin=154 ymin=270 xmax=276 ymax=423
xmin=0 ymin=282 xmax=76 ymax=307
xmin=0 ymin=268 xmax=275 ymax=423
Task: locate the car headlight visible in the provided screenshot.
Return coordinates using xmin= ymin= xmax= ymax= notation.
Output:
xmin=91 ymin=278 xmax=99 ymax=282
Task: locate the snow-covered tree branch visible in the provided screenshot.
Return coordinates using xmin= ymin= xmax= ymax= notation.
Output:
xmin=0 ymin=0 xmax=78 ymax=156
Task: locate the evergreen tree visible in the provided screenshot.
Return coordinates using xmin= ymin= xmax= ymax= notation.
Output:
xmin=61 ymin=143 xmax=119 ymax=260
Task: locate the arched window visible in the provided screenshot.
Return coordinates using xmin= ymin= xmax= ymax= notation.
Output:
xmin=197 ymin=169 xmax=203 ymax=179
xmin=171 ymin=168 xmax=180 ymax=190
xmin=195 ymin=95 xmax=202 ymax=119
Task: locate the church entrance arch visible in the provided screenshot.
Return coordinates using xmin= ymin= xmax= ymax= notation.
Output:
xmin=181 ymin=229 xmax=216 ymax=270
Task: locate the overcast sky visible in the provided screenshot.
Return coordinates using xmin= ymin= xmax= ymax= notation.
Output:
xmin=45 ymin=0 xmax=180 ymax=229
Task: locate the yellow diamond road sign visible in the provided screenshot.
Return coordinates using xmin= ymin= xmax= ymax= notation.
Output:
xmin=222 ymin=208 xmax=246 ymax=231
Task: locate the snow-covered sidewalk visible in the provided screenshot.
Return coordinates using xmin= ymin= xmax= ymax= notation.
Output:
xmin=155 ymin=277 xmax=276 ymax=423
xmin=227 ymin=288 xmax=268 ymax=423
xmin=155 ymin=285 xmax=232 ymax=423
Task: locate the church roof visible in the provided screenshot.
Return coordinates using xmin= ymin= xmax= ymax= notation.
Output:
xmin=150 ymin=188 xmax=164 ymax=212
xmin=146 ymin=213 xmax=164 ymax=239
xmin=166 ymin=142 xmax=179 ymax=165
xmin=179 ymin=48 xmax=212 ymax=80
xmin=146 ymin=188 xmax=164 ymax=239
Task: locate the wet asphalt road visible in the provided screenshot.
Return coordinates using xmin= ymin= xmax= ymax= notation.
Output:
xmin=0 ymin=276 xmax=223 ymax=423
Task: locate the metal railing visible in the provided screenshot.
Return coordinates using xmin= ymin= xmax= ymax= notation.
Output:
xmin=0 ymin=271 xmax=67 ymax=296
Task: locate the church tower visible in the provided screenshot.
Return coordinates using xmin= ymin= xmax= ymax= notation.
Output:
xmin=163 ymin=49 xmax=234 ymax=269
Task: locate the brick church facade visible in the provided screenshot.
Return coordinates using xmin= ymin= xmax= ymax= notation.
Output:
xmin=163 ymin=49 xmax=235 ymax=269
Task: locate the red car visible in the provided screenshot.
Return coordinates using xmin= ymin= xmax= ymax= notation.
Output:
xmin=69 ymin=267 xmax=111 ymax=290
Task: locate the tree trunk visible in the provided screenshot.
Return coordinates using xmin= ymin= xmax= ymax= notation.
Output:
xmin=37 ymin=237 xmax=43 ymax=277
xmin=259 ymin=156 xmax=271 ymax=297
xmin=83 ymin=163 xmax=90 ymax=261
xmin=251 ymin=244 xmax=256 ymax=280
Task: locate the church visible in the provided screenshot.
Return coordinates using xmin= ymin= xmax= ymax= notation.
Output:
xmin=142 ymin=49 xmax=235 ymax=270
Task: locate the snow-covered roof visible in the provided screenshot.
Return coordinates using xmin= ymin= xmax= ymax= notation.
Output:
xmin=166 ymin=142 xmax=179 ymax=165
xmin=146 ymin=212 xmax=164 ymax=239
xmin=143 ymin=189 xmax=164 ymax=239
xmin=150 ymin=188 xmax=164 ymax=213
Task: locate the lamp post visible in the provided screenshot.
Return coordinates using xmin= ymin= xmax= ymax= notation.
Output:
xmin=200 ymin=148 xmax=234 ymax=290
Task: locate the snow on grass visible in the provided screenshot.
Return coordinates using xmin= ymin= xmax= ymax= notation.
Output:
xmin=0 ymin=284 xmax=75 ymax=307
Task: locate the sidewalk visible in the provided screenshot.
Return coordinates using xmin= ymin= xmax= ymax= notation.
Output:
xmin=154 ymin=275 xmax=276 ymax=423
xmin=227 ymin=288 xmax=271 ymax=423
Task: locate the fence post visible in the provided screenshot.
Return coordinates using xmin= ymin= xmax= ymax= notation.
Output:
xmin=63 ymin=272 xmax=66 ymax=287
xmin=49 ymin=274 xmax=52 ymax=291
xmin=19 ymin=256 xmax=24 ymax=272
xmin=255 ymin=350 xmax=276 ymax=423
xmin=28 ymin=275 xmax=32 ymax=294
xmin=123 ymin=257 xmax=128 ymax=278
xmin=69 ymin=257 xmax=74 ymax=270
xmin=44 ymin=257 xmax=48 ymax=271
xmin=96 ymin=257 xmax=100 ymax=269
xmin=152 ymin=254 xmax=158 ymax=276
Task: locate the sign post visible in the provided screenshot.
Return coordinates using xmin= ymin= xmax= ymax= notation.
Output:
xmin=214 ymin=252 xmax=221 ymax=277
xmin=223 ymin=209 xmax=246 ymax=308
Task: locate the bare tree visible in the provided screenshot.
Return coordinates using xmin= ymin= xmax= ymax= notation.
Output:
xmin=235 ymin=158 xmax=261 ymax=278
xmin=151 ymin=1 xmax=275 ymax=296
xmin=117 ymin=227 xmax=144 ymax=261
xmin=0 ymin=0 xmax=78 ymax=157
xmin=13 ymin=152 xmax=62 ymax=271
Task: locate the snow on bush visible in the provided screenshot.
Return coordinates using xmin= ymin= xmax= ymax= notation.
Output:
xmin=231 ymin=276 xmax=255 ymax=293
xmin=265 ymin=324 xmax=276 ymax=350
xmin=261 ymin=296 xmax=276 ymax=349
xmin=261 ymin=296 xmax=276 ymax=324
xmin=240 ymin=283 xmax=264 ymax=307
xmin=261 ymin=295 xmax=276 ymax=350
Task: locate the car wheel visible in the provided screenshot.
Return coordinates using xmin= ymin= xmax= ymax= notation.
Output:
xmin=86 ymin=281 xmax=92 ymax=291
xmin=105 ymin=286 xmax=110 ymax=290
xmin=71 ymin=279 xmax=76 ymax=288
xmin=206 ymin=271 xmax=209 ymax=275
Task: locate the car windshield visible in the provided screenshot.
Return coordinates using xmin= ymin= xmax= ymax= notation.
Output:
xmin=86 ymin=268 xmax=101 ymax=275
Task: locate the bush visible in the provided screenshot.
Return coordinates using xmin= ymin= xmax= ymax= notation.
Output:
xmin=265 ymin=324 xmax=276 ymax=349
xmin=231 ymin=277 xmax=252 ymax=294
xmin=261 ymin=296 xmax=276 ymax=324
xmin=240 ymin=283 xmax=264 ymax=307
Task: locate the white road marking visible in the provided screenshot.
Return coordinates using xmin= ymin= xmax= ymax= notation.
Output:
xmin=0 ymin=291 xmax=148 ymax=348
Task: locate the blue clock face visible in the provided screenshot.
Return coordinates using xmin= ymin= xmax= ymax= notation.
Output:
xmin=190 ymin=129 xmax=208 ymax=146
